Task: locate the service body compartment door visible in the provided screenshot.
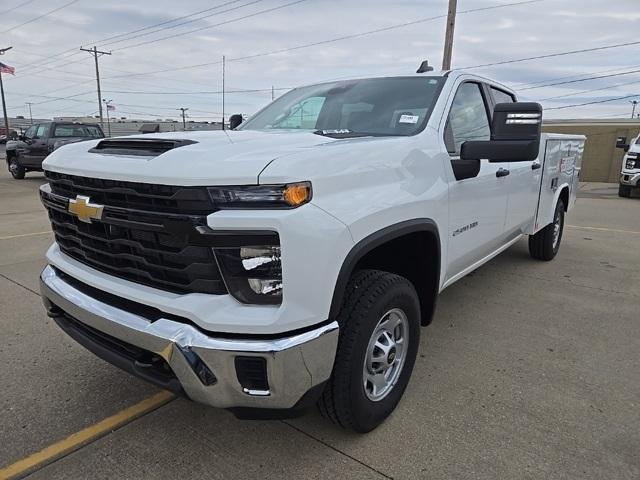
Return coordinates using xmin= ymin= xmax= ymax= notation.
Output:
xmin=532 ymin=134 xmax=585 ymax=233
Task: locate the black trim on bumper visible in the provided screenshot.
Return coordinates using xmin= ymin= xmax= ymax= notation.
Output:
xmin=48 ymin=303 xmax=184 ymax=395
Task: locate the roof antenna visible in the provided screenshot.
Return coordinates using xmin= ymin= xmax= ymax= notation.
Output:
xmin=416 ymin=60 xmax=434 ymax=73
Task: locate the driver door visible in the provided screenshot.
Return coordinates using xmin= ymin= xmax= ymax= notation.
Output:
xmin=443 ymin=82 xmax=510 ymax=282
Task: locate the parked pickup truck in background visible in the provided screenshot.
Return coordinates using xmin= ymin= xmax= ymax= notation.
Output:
xmin=38 ymin=68 xmax=584 ymax=432
xmin=616 ymin=133 xmax=640 ymax=197
xmin=5 ymin=121 xmax=104 ymax=179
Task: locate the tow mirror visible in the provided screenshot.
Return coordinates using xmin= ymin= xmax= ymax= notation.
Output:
xmin=229 ymin=114 xmax=243 ymax=130
xmin=461 ymin=102 xmax=542 ymax=162
xmin=616 ymin=136 xmax=629 ymax=151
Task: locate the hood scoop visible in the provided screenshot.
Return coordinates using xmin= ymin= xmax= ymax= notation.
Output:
xmin=89 ymin=138 xmax=197 ymax=157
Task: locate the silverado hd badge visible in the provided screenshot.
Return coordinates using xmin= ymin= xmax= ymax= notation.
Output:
xmin=68 ymin=195 xmax=104 ymax=223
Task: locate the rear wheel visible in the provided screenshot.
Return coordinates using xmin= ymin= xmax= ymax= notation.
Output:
xmin=318 ymin=269 xmax=420 ymax=432
xmin=618 ymin=184 xmax=632 ymax=198
xmin=8 ymin=157 xmax=25 ymax=180
xmin=529 ymin=198 xmax=565 ymax=261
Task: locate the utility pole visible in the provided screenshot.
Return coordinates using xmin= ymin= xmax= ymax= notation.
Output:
xmin=102 ymin=99 xmax=112 ymax=136
xmin=80 ymin=46 xmax=111 ymax=130
xmin=178 ymin=108 xmax=188 ymax=130
xmin=630 ymin=100 xmax=638 ymax=119
xmin=0 ymin=46 xmax=12 ymax=138
xmin=441 ymin=0 xmax=457 ymax=71
xmin=271 ymin=85 xmax=275 ymax=101
xmin=222 ymin=55 xmax=226 ymax=130
xmin=26 ymin=102 xmax=33 ymax=124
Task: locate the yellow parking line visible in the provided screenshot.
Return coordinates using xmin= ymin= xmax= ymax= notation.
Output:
xmin=0 ymin=390 xmax=175 ymax=480
xmin=567 ymin=225 xmax=640 ymax=235
xmin=0 ymin=231 xmax=51 ymax=241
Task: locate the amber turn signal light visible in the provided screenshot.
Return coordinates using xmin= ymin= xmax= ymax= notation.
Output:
xmin=283 ymin=182 xmax=311 ymax=207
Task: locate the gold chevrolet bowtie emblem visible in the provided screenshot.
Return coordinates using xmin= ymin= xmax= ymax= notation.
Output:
xmin=68 ymin=195 xmax=104 ymax=223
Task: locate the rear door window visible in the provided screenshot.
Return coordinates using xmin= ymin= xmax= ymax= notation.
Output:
xmin=54 ymin=125 xmax=103 ymax=138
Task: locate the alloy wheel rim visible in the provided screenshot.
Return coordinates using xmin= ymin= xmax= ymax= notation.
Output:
xmin=362 ymin=308 xmax=409 ymax=402
xmin=552 ymin=209 xmax=562 ymax=249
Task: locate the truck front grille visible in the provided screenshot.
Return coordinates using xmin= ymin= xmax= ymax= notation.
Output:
xmin=41 ymin=174 xmax=227 ymax=296
xmin=45 ymin=171 xmax=216 ymax=215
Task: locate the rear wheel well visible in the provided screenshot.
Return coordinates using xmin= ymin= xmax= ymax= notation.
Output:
xmin=559 ymin=186 xmax=569 ymax=211
xmin=351 ymin=231 xmax=439 ymax=326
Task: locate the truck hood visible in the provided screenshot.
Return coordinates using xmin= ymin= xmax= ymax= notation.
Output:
xmin=43 ymin=130 xmax=346 ymax=185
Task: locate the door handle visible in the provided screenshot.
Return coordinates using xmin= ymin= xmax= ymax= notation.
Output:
xmin=496 ymin=168 xmax=510 ymax=178
xmin=531 ymin=162 xmax=542 ymax=170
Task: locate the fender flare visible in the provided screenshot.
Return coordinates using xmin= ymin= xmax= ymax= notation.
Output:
xmin=328 ymin=218 xmax=441 ymax=321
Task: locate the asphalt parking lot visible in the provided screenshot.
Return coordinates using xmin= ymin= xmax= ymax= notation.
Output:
xmin=0 ymin=146 xmax=638 ymax=479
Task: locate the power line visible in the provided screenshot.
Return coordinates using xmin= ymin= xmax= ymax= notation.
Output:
xmin=456 ymin=40 xmax=640 ymax=71
xmin=99 ymin=0 xmax=263 ymax=49
xmin=0 ymin=0 xmax=38 ymax=16
xmin=539 ymin=78 xmax=640 ymax=102
xmin=9 ymin=0 xmax=253 ymax=74
xmin=519 ymin=68 xmax=640 ymax=91
xmin=110 ymin=0 xmax=308 ymax=52
xmin=545 ymin=94 xmax=639 ymax=110
xmin=103 ymin=0 xmax=546 ymax=80
xmin=0 ymin=0 xmax=82 ymax=34
xmin=511 ymin=64 xmax=640 ymax=88
xmin=102 ymin=87 xmax=289 ymax=95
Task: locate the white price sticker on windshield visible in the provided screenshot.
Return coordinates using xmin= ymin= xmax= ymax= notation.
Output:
xmin=399 ymin=114 xmax=419 ymax=124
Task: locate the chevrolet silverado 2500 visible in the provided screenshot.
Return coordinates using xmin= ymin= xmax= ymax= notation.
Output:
xmin=39 ymin=70 xmax=584 ymax=432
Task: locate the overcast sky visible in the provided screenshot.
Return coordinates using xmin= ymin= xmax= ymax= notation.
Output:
xmin=1 ymin=0 xmax=639 ymax=122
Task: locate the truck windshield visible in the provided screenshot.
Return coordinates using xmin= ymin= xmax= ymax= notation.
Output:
xmin=240 ymin=77 xmax=445 ymax=137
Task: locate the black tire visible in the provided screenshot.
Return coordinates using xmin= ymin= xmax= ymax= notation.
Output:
xmin=618 ymin=185 xmax=632 ymax=198
xmin=8 ymin=156 xmax=25 ymax=180
xmin=529 ymin=198 xmax=565 ymax=261
xmin=318 ymin=269 xmax=421 ymax=432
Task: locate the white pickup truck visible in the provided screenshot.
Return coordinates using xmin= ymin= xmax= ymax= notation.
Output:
xmin=39 ymin=68 xmax=584 ymax=432
xmin=616 ymin=133 xmax=640 ymax=197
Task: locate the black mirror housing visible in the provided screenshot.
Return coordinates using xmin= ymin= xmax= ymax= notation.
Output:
xmin=229 ymin=114 xmax=243 ymax=130
xmin=461 ymin=102 xmax=542 ymax=162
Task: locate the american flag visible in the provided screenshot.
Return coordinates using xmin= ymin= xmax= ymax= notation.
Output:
xmin=106 ymin=104 xmax=116 ymax=111
xmin=0 ymin=62 xmax=15 ymax=75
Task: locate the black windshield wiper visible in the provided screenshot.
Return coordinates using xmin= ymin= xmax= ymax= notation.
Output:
xmin=313 ymin=129 xmax=372 ymax=139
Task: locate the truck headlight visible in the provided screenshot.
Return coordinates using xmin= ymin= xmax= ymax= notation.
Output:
xmin=626 ymin=158 xmax=637 ymax=169
xmin=207 ymin=182 xmax=311 ymax=209
xmin=214 ymin=245 xmax=282 ymax=305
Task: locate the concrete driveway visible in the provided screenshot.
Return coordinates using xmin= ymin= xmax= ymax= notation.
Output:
xmin=0 ymin=153 xmax=638 ymax=479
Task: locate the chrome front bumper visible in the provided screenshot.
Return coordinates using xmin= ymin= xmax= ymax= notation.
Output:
xmin=620 ymin=172 xmax=640 ymax=186
xmin=40 ymin=265 xmax=339 ymax=411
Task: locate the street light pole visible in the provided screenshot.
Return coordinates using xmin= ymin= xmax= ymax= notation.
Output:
xmin=26 ymin=102 xmax=33 ymax=124
xmin=178 ymin=108 xmax=188 ymax=130
xmin=441 ymin=0 xmax=457 ymax=71
xmin=102 ymin=99 xmax=112 ymax=136
xmin=222 ymin=55 xmax=226 ymax=130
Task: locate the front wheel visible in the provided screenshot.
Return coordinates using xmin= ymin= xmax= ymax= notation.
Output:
xmin=618 ymin=184 xmax=632 ymax=198
xmin=318 ymin=269 xmax=420 ymax=432
xmin=529 ymin=198 xmax=565 ymax=261
xmin=8 ymin=157 xmax=25 ymax=180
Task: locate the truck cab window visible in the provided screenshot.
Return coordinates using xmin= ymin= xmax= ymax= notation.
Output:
xmin=444 ymin=83 xmax=490 ymax=155
xmin=35 ymin=124 xmax=49 ymax=139
xmin=23 ymin=126 xmax=37 ymax=139
xmin=490 ymin=87 xmax=516 ymax=105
